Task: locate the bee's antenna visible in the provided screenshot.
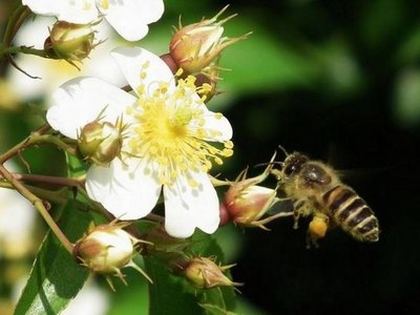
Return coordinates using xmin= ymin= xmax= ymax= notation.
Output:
xmin=277 ymin=145 xmax=289 ymax=157
xmin=254 ymin=161 xmax=284 ymax=168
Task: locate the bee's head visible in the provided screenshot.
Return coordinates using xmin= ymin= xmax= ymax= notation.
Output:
xmin=283 ymin=152 xmax=309 ymax=176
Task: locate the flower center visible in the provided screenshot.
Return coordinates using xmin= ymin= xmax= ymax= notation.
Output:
xmin=126 ymin=75 xmax=233 ymax=185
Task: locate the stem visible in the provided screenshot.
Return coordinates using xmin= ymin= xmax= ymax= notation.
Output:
xmin=0 ymin=180 xmax=68 ymax=204
xmin=0 ymin=44 xmax=48 ymax=59
xmin=147 ymin=213 xmax=165 ymax=223
xmin=3 ymin=173 xmax=83 ymax=188
xmin=0 ymin=125 xmax=77 ymax=164
xmin=0 ymin=181 xmax=95 ymax=214
xmin=0 ymin=165 xmax=74 ymax=254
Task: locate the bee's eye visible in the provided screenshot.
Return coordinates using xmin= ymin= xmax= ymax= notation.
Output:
xmin=284 ymin=164 xmax=297 ymax=176
xmin=283 ymin=154 xmax=308 ymax=176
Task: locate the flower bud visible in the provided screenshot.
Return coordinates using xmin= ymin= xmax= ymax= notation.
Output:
xmin=74 ymin=223 xmax=153 ymax=288
xmin=182 ymin=257 xmax=240 ymax=289
xmin=169 ymin=6 xmax=250 ymax=74
xmin=225 ymin=184 xmax=277 ymax=226
xmin=222 ymin=154 xmax=293 ymax=229
xmin=78 ymin=120 xmax=124 ymax=166
xmin=73 ymin=224 xmax=135 ymax=274
xmin=44 ymin=21 xmax=96 ymax=64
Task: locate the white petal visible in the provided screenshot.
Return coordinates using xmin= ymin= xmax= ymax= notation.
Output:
xmin=201 ymin=111 xmax=233 ymax=142
xmin=13 ymin=16 xmax=54 ymax=49
xmin=183 ymin=92 xmax=233 ymax=142
xmin=46 ymin=77 xmax=136 ymax=139
xmin=83 ymin=23 xmax=128 ymax=87
xmin=8 ymin=19 xmax=126 ymax=102
xmin=86 ymin=158 xmax=162 ymax=220
xmin=7 ymin=55 xmax=53 ymax=101
xmin=97 ymin=0 xmax=164 ymax=41
xmin=61 ymin=281 xmax=109 ymax=315
xmin=111 ymin=47 xmax=175 ymax=96
xmin=163 ymin=172 xmax=220 ymax=238
xmin=23 ymin=0 xmax=99 ymax=24
xmin=22 ymin=0 xmax=61 ymax=16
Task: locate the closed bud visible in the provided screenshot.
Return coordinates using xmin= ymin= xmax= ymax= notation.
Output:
xmin=225 ymin=184 xmax=277 ymax=226
xmin=78 ymin=120 xmax=124 ymax=166
xmin=182 ymin=257 xmax=240 ymax=289
xmin=73 ymin=224 xmax=136 ymax=274
xmin=170 ymin=5 xmax=250 ymax=74
xmin=44 ymin=21 xmax=96 ymax=64
xmin=73 ymin=223 xmax=153 ymax=288
xmin=222 ymin=153 xmax=294 ymax=229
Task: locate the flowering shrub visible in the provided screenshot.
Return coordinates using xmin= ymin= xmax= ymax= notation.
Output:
xmin=0 ymin=2 xmax=381 ymax=315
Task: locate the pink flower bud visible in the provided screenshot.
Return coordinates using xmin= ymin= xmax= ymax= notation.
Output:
xmin=225 ymin=184 xmax=277 ymax=226
xmin=169 ymin=6 xmax=250 ymax=74
xmin=222 ymin=153 xmax=294 ymax=229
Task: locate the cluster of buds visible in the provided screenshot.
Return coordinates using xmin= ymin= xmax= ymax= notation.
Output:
xmin=73 ymin=222 xmax=152 ymax=289
xmin=178 ymin=256 xmax=241 ymax=289
xmin=221 ymin=155 xmax=293 ymax=229
xmin=44 ymin=21 xmax=98 ymax=66
xmin=77 ymin=115 xmax=126 ymax=166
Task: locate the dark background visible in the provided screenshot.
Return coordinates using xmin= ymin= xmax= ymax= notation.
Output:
xmin=222 ymin=1 xmax=420 ymax=314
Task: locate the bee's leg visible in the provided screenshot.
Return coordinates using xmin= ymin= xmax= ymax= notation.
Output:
xmin=305 ymin=232 xmax=319 ymax=249
xmin=252 ymin=211 xmax=294 ymax=230
xmin=292 ymin=199 xmax=306 ymax=229
xmin=306 ymin=213 xmax=329 ymax=249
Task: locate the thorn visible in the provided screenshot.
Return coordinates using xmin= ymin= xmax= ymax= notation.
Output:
xmin=106 ymin=276 xmax=116 ymax=291
xmin=127 ymin=260 xmax=153 ymax=284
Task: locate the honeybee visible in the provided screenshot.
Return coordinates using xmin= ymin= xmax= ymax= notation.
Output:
xmin=273 ymin=150 xmax=379 ymax=245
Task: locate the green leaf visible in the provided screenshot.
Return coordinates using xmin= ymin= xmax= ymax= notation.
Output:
xmin=14 ymin=153 xmax=91 ymax=315
xmin=65 ymin=154 xmax=87 ymax=178
xmin=145 ymin=257 xmax=203 ymax=315
xmin=145 ymin=233 xmax=237 ymax=315
xmin=13 ymin=202 xmax=92 ymax=315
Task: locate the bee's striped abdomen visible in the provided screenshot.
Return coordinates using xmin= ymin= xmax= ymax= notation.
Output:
xmin=322 ymin=186 xmax=379 ymax=242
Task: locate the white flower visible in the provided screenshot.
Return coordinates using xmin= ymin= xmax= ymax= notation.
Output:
xmin=22 ymin=0 xmax=164 ymax=41
xmin=61 ymin=280 xmax=109 ymax=315
xmin=7 ymin=16 xmax=126 ymax=102
xmin=46 ymin=47 xmax=233 ymax=238
xmin=0 ymin=162 xmax=36 ymax=259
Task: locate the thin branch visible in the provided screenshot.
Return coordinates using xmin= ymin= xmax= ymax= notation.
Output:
xmin=7 ymin=173 xmax=83 ymax=188
xmin=0 ymin=165 xmax=74 ymax=254
xmin=0 ymin=125 xmax=77 ymax=164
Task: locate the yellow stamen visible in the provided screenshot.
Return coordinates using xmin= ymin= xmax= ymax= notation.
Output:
xmin=100 ymin=0 xmax=109 ymax=10
xmin=126 ymin=75 xmax=233 ymax=186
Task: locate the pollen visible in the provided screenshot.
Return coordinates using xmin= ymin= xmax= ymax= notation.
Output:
xmin=126 ymin=75 xmax=233 ymax=185
xmin=99 ymin=0 xmax=109 ymax=10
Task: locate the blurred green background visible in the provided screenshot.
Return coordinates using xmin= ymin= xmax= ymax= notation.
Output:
xmin=2 ymin=0 xmax=420 ymax=314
